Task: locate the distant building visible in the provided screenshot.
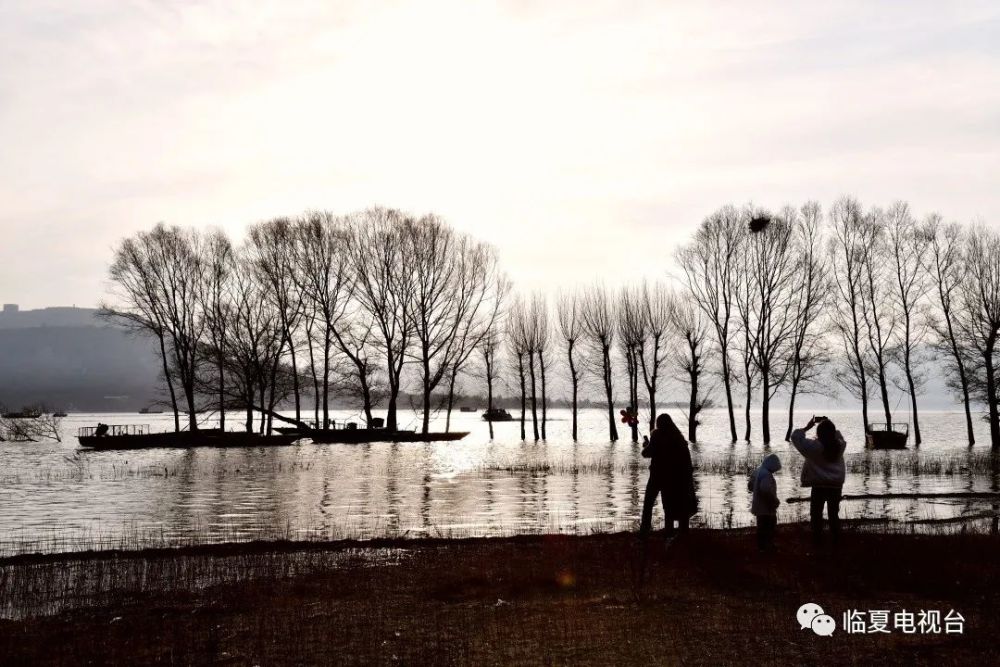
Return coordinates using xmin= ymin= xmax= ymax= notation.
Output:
xmin=3 ymin=304 xmax=18 ymax=314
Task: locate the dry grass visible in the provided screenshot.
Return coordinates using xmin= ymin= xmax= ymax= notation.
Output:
xmin=1 ymin=527 xmax=998 ymax=665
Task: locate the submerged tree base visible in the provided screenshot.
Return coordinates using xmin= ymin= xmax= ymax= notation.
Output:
xmin=2 ymin=528 xmax=999 ymax=664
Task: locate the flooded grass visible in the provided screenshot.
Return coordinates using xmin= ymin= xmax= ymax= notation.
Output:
xmin=480 ymin=449 xmax=1000 ymax=478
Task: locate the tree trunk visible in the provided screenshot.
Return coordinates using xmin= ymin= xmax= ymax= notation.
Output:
xmin=603 ymin=347 xmax=618 ymax=442
xmin=721 ymin=354 xmax=737 ymax=443
xmin=289 ymin=335 xmax=301 ymax=423
xmin=878 ymin=365 xmax=892 ymax=426
xmin=986 ymin=341 xmax=999 ymax=449
xmin=785 ymin=374 xmax=799 ymax=442
xmin=904 ymin=352 xmax=921 ymax=446
xmin=567 ymin=343 xmax=578 ymax=442
xmin=539 ymin=351 xmax=548 ymax=440
xmin=761 ymin=376 xmax=771 ymax=445
xmin=360 ymin=370 xmax=374 ymax=428
xmin=322 ymin=332 xmax=331 ymax=430
xmin=528 ymin=353 xmax=539 ymax=441
xmin=157 ymin=334 xmax=180 ymax=433
xmin=444 ymin=373 xmax=458 ymax=433
xmin=486 ymin=370 xmax=495 ymax=440
xmin=945 ymin=312 xmax=975 ymax=445
xmin=688 ymin=369 xmax=698 ymax=442
xmin=743 ymin=370 xmax=752 ymax=442
xmin=217 ymin=355 xmax=225 ymax=431
xmin=518 ymin=354 xmax=526 ymax=441
xmin=421 ymin=358 xmax=432 ymax=435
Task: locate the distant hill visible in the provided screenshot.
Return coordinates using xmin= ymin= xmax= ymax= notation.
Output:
xmin=0 ymin=306 xmax=162 ymax=411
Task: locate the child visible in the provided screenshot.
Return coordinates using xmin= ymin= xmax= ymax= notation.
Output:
xmin=748 ymin=453 xmax=781 ymax=552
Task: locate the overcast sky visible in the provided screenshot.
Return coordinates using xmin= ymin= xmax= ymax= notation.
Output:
xmin=1 ymin=1 xmax=998 ymax=309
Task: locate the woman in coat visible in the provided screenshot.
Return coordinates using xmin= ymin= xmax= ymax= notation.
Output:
xmin=639 ymin=413 xmax=698 ymax=537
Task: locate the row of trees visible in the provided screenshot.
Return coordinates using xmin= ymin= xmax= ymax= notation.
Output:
xmin=675 ymin=197 xmax=1000 ymax=448
xmin=106 ymin=197 xmax=1000 ymax=448
xmin=104 ymin=208 xmax=506 ymax=435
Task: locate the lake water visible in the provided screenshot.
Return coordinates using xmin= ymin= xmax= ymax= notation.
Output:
xmin=1 ymin=407 xmax=999 ymax=555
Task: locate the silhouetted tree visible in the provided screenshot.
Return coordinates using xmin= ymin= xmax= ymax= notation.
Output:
xmin=956 ymin=226 xmax=1000 ymax=449
xmin=829 ymin=197 xmax=873 ymax=433
xmin=671 ymin=300 xmax=711 ymax=443
xmin=677 ymin=206 xmax=742 ymax=442
xmin=784 ymin=202 xmax=831 ymax=441
xmin=556 ymin=290 xmax=583 ymax=441
xmin=347 ymin=208 xmax=414 ymax=431
xmin=581 ymin=284 xmax=618 ymax=442
xmin=887 ymin=202 xmax=931 ymax=445
xmin=480 ymin=326 xmax=502 ymax=439
xmin=296 ymin=212 xmax=353 ymax=428
xmin=637 ymin=282 xmax=674 ymax=432
xmin=925 ymin=216 xmax=975 ymax=445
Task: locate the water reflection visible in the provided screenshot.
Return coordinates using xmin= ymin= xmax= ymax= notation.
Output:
xmin=1 ymin=408 xmax=999 ymax=554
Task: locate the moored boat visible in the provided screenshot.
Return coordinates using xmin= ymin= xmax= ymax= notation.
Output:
xmin=866 ymin=423 xmax=909 ymax=449
xmin=482 ymin=408 xmax=514 ymax=422
xmin=77 ymin=424 xmax=302 ymax=450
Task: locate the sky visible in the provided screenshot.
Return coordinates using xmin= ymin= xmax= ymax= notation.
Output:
xmin=1 ymin=1 xmax=999 ymax=309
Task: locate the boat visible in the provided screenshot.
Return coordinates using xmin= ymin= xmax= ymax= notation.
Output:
xmin=306 ymin=429 xmax=469 ymax=444
xmin=1 ymin=408 xmax=42 ymax=419
xmin=459 ymin=406 xmax=477 ymax=413
xmin=77 ymin=425 xmax=303 ymax=450
xmin=866 ymin=423 xmax=909 ymax=449
xmin=275 ymin=422 xmax=469 ymax=443
xmin=138 ymin=407 xmax=164 ymax=414
xmin=482 ymin=408 xmax=514 ymax=422
xmin=53 ymin=411 xmax=68 ymax=418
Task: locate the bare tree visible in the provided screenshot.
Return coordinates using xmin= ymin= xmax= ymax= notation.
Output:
xmin=924 ymin=216 xmax=975 ymax=445
xmin=859 ymin=206 xmax=899 ymax=427
xmin=439 ymin=240 xmax=508 ymax=433
xmin=200 ymin=229 xmax=234 ymax=430
xmin=480 ymin=326 xmax=502 ymax=439
xmin=671 ymin=300 xmax=712 ymax=443
xmin=956 ymin=226 xmax=1000 ymax=449
xmin=784 ymin=202 xmax=831 ymax=440
xmin=638 ymin=282 xmax=674 ymax=432
xmin=103 ymin=232 xmax=182 ymax=431
xmin=581 ymin=284 xmax=618 ymax=442
xmin=743 ymin=208 xmax=799 ymax=444
xmin=507 ymin=298 xmax=530 ymax=441
xmin=887 ymin=202 xmax=931 ymax=445
xmin=138 ymin=225 xmax=206 ymax=431
xmin=0 ymin=409 xmax=63 ymax=442
xmin=529 ymin=294 xmax=551 ymax=440
xmin=347 ymin=208 xmax=414 ymax=432
xmin=224 ymin=251 xmax=295 ymax=433
xmin=676 ymin=206 xmax=742 ymax=442
xmin=829 ymin=197 xmax=872 ymax=432
xmin=619 ymin=286 xmax=647 ymax=442
xmin=296 ymin=212 xmax=354 ymax=428
xmin=556 ymin=290 xmax=583 ymax=441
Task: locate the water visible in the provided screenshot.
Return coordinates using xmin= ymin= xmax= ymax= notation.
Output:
xmin=1 ymin=407 xmax=999 ymax=555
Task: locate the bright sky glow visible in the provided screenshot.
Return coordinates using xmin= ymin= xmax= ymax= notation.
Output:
xmin=2 ymin=1 xmax=998 ymax=307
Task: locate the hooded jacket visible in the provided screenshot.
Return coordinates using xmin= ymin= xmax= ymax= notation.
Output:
xmin=790 ymin=428 xmax=847 ymax=488
xmin=748 ymin=453 xmax=781 ymax=517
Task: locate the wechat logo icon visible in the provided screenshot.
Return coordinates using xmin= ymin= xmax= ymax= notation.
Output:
xmin=797 ymin=603 xmax=835 ymax=636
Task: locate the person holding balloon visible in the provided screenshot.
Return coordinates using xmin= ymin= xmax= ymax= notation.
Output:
xmin=632 ymin=410 xmax=698 ymax=538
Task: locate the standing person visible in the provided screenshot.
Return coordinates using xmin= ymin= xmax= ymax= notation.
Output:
xmin=639 ymin=413 xmax=697 ymax=538
xmin=748 ymin=453 xmax=782 ymax=552
xmin=791 ymin=416 xmax=847 ymax=545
